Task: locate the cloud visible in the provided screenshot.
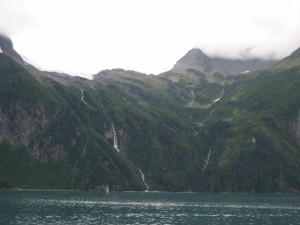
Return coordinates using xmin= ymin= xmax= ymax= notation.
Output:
xmin=195 ymin=0 xmax=300 ymax=60
xmin=0 ymin=0 xmax=34 ymax=37
xmin=2 ymin=0 xmax=300 ymax=76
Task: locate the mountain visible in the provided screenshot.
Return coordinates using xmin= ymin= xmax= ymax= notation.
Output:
xmin=171 ymin=48 xmax=278 ymax=77
xmin=274 ymin=47 xmax=300 ymax=70
xmin=0 ymin=36 xmax=208 ymax=191
xmin=197 ymin=67 xmax=300 ymax=193
xmin=0 ymin=34 xmax=24 ymax=63
xmin=0 ymin=35 xmax=300 ymax=193
xmin=0 ymin=34 xmax=48 ymax=82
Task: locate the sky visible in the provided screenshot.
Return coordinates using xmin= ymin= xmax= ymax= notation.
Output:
xmin=1 ymin=0 xmax=300 ymax=78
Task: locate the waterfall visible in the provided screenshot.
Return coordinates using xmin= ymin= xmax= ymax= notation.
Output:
xmin=202 ymin=149 xmax=211 ymax=173
xmin=112 ymin=123 xmax=119 ymax=152
xmin=80 ymin=90 xmax=88 ymax=105
xmin=138 ymin=169 xmax=149 ymax=192
xmin=188 ymin=89 xmax=195 ymax=107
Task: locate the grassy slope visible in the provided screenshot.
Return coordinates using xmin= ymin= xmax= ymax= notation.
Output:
xmin=198 ymin=67 xmax=300 ymax=192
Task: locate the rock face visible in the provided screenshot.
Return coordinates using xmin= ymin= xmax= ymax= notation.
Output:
xmin=0 ymin=35 xmax=24 ymax=63
xmin=171 ymin=48 xmax=278 ymax=76
xmin=0 ymin=103 xmax=48 ymax=145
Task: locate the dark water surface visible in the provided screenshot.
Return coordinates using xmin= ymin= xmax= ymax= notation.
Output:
xmin=0 ymin=189 xmax=300 ymax=224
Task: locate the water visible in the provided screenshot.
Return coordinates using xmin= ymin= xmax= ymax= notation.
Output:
xmin=0 ymin=190 xmax=300 ymax=224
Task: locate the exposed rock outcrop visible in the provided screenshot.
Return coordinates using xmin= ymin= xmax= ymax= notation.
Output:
xmin=171 ymin=48 xmax=278 ymax=76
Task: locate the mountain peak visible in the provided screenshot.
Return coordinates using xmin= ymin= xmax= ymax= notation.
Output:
xmin=0 ymin=34 xmax=14 ymax=50
xmin=186 ymin=48 xmax=207 ymax=56
xmin=0 ymin=34 xmax=23 ymax=63
xmin=172 ymin=48 xmax=213 ymax=74
xmin=171 ymin=48 xmax=278 ymax=76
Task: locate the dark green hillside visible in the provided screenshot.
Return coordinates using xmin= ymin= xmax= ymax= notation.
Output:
xmin=198 ymin=67 xmax=300 ymax=192
xmin=0 ymin=54 xmax=145 ymax=190
xmin=1 ymin=35 xmax=300 ymax=192
xmin=94 ymin=71 xmax=211 ymax=191
xmin=0 ymin=53 xmax=211 ymax=191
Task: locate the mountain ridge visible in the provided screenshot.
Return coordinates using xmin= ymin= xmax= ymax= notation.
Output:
xmin=274 ymin=47 xmax=300 ymax=70
xmin=171 ymin=48 xmax=279 ymax=77
xmin=0 ymin=35 xmax=300 ymax=193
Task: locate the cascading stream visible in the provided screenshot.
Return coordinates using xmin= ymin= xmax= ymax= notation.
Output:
xmin=80 ymin=90 xmax=88 ymax=105
xmin=111 ymin=123 xmax=148 ymax=190
xmin=138 ymin=169 xmax=149 ymax=192
xmin=112 ymin=123 xmax=119 ymax=152
xmin=202 ymin=149 xmax=211 ymax=173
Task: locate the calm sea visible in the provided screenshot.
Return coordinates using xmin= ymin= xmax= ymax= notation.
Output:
xmin=0 ymin=189 xmax=299 ymax=224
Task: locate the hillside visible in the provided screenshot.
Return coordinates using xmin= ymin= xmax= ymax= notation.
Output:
xmin=274 ymin=47 xmax=300 ymax=70
xmin=197 ymin=67 xmax=300 ymax=192
xmin=0 ymin=35 xmax=300 ymax=192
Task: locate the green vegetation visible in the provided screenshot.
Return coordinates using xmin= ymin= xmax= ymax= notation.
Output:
xmin=0 ymin=140 xmax=73 ymax=188
xmin=197 ymin=67 xmax=300 ymax=192
xmin=0 ymin=45 xmax=300 ymax=193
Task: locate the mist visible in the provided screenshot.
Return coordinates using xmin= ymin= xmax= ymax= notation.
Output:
xmin=1 ymin=0 xmax=300 ymax=76
xmin=0 ymin=0 xmax=34 ymax=37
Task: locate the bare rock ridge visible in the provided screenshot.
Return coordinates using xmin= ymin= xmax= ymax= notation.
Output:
xmin=171 ymin=48 xmax=279 ymax=76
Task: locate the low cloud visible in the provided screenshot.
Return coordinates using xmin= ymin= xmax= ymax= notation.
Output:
xmin=196 ymin=1 xmax=300 ymax=60
xmin=1 ymin=0 xmax=300 ymax=75
xmin=0 ymin=0 xmax=33 ymax=37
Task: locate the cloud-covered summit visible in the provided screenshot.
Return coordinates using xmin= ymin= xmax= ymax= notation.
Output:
xmin=1 ymin=0 xmax=300 ymax=77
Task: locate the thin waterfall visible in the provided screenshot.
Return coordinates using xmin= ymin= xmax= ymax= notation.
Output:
xmin=80 ymin=90 xmax=88 ymax=105
xmin=110 ymin=123 xmax=149 ymax=191
xmin=202 ymin=149 xmax=211 ymax=173
xmin=112 ymin=123 xmax=119 ymax=152
xmin=138 ymin=169 xmax=149 ymax=192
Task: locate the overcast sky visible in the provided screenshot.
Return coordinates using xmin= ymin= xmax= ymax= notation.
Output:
xmin=1 ymin=0 xmax=300 ymax=78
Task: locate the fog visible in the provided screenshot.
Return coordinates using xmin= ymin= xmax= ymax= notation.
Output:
xmin=1 ymin=0 xmax=300 ymax=76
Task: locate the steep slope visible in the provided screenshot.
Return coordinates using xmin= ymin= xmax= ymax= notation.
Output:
xmin=160 ymin=68 xmax=224 ymax=109
xmin=0 ymin=40 xmax=210 ymax=191
xmin=1 ymin=35 xmax=300 ymax=193
xmin=274 ymin=47 xmax=300 ymax=70
xmin=94 ymin=69 xmax=210 ymax=190
xmin=0 ymin=53 xmax=146 ymax=190
xmin=196 ymin=51 xmax=300 ymax=192
xmin=0 ymin=35 xmax=24 ymax=63
xmin=0 ymin=34 xmax=47 ymax=82
xmin=171 ymin=48 xmax=278 ymax=77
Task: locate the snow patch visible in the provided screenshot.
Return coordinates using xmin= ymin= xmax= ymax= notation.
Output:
xmin=241 ymin=70 xmax=250 ymax=74
xmin=0 ymin=47 xmax=2 ymax=53
xmin=213 ymin=98 xmax=220 ymax=103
